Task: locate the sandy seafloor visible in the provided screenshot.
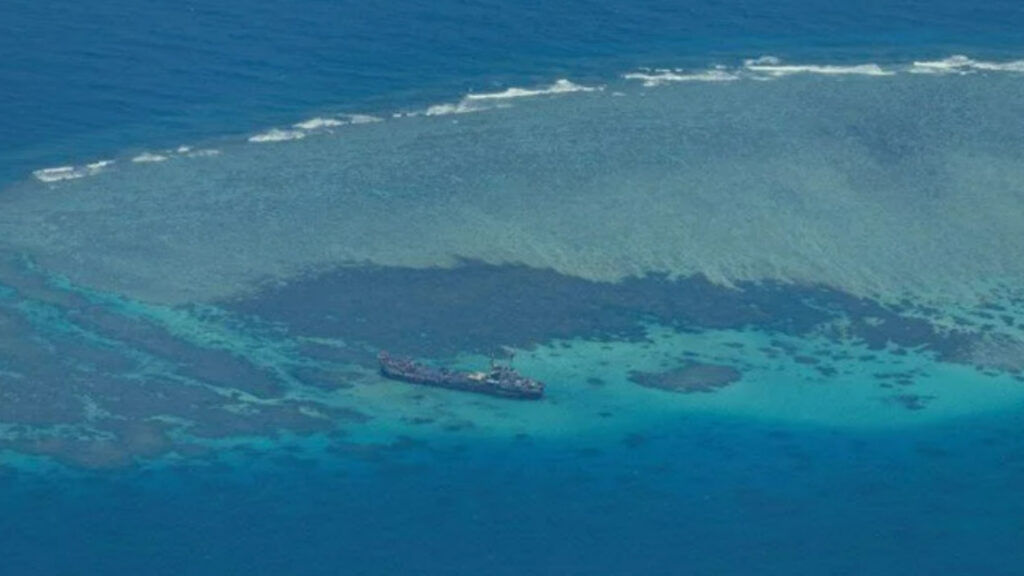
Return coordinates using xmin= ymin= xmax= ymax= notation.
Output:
xmin=3 ymin=50 xmax=1024 ymax=575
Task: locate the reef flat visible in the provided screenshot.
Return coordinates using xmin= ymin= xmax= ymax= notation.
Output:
xmin=2 ymin=250 xmax=1023 ymax=470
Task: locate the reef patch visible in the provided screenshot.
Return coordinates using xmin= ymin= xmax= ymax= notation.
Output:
xmin=628 ymin=363 xmax=742 ymax=394
xmin=222 ymin=260 xmax=998 ymax=372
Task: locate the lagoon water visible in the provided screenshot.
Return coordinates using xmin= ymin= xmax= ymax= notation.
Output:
xmin=3 ymin=1 xmax=1024 ymax=574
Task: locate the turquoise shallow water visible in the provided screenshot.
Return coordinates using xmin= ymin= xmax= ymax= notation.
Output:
xmin=4 ymin=1 xmax=1024 ymax=574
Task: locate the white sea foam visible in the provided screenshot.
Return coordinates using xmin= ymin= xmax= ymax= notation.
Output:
xmin=293 ymin=114 xmax=383 ymax=129
xmin=619 ymin=56 xmax=980 ymax=90
xmin=346 ymin=114 xmax=382 ymax=124
xmin=33 ymin=166 xmax=84 ymax=183
xmin=417 ymin=79 xmax=599 ymax=118
xmin=971 ymin=59 xmax=1024 ymax=72
xmin=260 ymin=113 xmax=384 ymax=141
xmin=133 ymin=148 xmax=217 ymax=163
xmin=623 ymin=69 xmax=738 ymax=87
xmin=293 ymin=117 xmax=346 ymax=130
xmin=32 ymin=159 xmax=113 ymax=183
xmin=187 ymin=148 xmax=221 ymax=158
xmin=465 ymin=79 xmax=599 ymax=101
xmin=132 ymin=152 xmax=169 ymax=163
xmin=911 ymin=55 xmax=1024 ymax=75
xmin=86 ymin=160 xmax=114 ymax=170
xmin=744 ymin=56 xmax=893 ymax=77
xmin=424 ymin=101 xmax=486 ymax=116
xmin=745 ymin=55 xmax=782 ymax=66
xmin=248 ymin=128 xmax=307 ymax=143
xmin=910 ymin=55 xmax=977 ymax=75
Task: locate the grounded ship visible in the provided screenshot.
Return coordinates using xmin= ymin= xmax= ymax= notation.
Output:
xmin=378 ymin=351 xmax=545 ymax=399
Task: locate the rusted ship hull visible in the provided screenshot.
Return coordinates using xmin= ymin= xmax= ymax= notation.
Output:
xmin=378 ymin=352 xmax=544 ymax=399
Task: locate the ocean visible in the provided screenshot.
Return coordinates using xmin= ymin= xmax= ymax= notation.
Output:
xmin=2 ymin=0 xmax=1024 ymax=574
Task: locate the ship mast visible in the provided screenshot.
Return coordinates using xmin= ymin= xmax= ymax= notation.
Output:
xmin=492 ymin=346 xmax=516 ymax=370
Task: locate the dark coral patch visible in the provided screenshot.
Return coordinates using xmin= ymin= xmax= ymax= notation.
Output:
xmin=185 ymin=400 xmax=367 ymax=439
xmin=69 ymin=306 xmax=287 ymax=398
xmin=623 ymin=433 xmax=648 ymax=448
xmin=325 ymin=435 xmax=431 ymax=463
xmin=289 ymin=365 xmax=361 ymax=390
xmin=0 ymin=256 xmax=368 ymax=468
xmin=222 ymin=261 xmax=988 ymax=371
xmin=629 ymin=363 xmax=742 ymax=394
xmin=0 ymin=418 xmax=176 ymax=470
xmin=886 ymin=394 xmax=936 ymax=411
xmin=2 ymin=251 xmax=1022 ymax=470
xmin=814 ymin=365 xmax=839 ymax=378
xmin=0 ymin=252 xmax=91 ymax=310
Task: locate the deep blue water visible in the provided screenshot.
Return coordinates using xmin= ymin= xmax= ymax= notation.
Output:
xmin=4 ymin=1 xmax=1024 ymax=575
xmin=4 ymin=413 xmax=1023 ymax=576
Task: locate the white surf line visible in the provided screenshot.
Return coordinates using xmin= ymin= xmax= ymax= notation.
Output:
xmin=622 ymin=69 xmax=739 ymax=87
xmin=131 ymin=152 xmax=169 ymax=163
xmin=249 ymin=113 xmax=384 ymax=143
xmin=32 ymin=159 xmax=114 ymax=183
xmin=743 ymin=57 xmax=893 ymax=77
xmin=464 ymin=78 xmax=599 ymax=101
xmin=623 ymin=54 xmax=1024 ymax=87
xmin=31 ymin=55 xmax=1024 ymax=183
xmin=292 ymin=117 xmax=346 ymax=130
xmin=248 ymin=128 xmax=307 ymax=143
xmin=409 ymin=78 xmax=602 ymax=117
xmin=910 ymin=54 xmax=1024 ymax=74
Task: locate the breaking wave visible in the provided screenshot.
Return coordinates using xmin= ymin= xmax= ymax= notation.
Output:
xmin=464 ymin=79 xmax=599 ymax=101
xmin=33 ymin=160 xmax=113 ymax=183
xmin=622 ymin=69 xmax=738 ymax=87
xmin=248 ymin=128 xmax=307 ymax=143
xmin=741 ymin=56 xmax=893 ymax=77
xmin=35 ymin=147 xmax=220 ymax=182
xmin=293 ymin=117 xmax=346 ymax=130
xmin=131 ymin=152 xmax=169 ymax=163
xmin=347 ymin=114 xmax=382 ymax=125
xmin=27 ymin=55 xmax=1024 ymax=183
xmin=622 ymin=54 xmax=1024 ymax=85
xmin=186 ymin=148 xmax=221 ymax=158
xmin=911 ymin=55 xmax=1024 ymax=74
xmin=423 ymin=101 xmax=487 ymax=117
xmin=292 ymin=114 xmax=383 ymax=130
xmin=415 ymin=79 xmax=600 ymax=117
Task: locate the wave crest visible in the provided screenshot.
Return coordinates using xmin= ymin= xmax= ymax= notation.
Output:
xmin=465 ymin=79 xmax=599 ymax=101
xmin=248 ymin=129 xmax=307 ymax=143
xmin=911 ymin=55 xmax=1024 ymax=74
xmin=33 ymin=160 xmax=114 ymax=183
xmin=743 ymin=57 xmax=893 ymax=77
xmin=622 ymin=69 xmax=738 ymax=87
xmin=132 ymin=152 xmax=169 ymax=163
